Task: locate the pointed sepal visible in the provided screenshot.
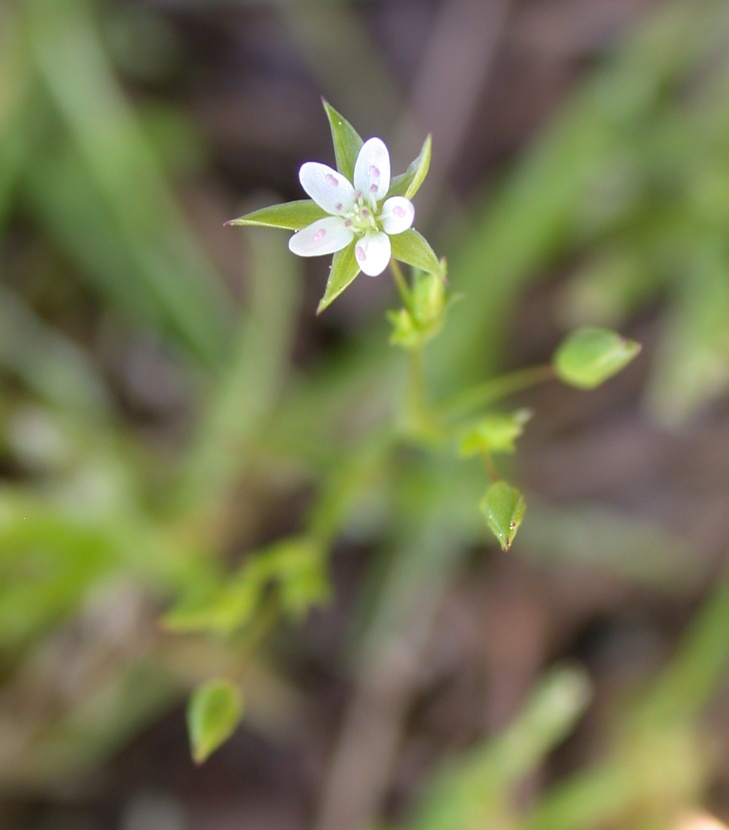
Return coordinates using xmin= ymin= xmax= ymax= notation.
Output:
xmin=389 ymin=135 xmax=432 ymax=199
xmin=317 ymin=244 xmax=361 ymax=314
xmin=390 ymin=229 xmax=443 ymax=277
xmin=322 ymin=99 xmax=363 ymax=181
xmin=226 ymin=200 xmax=327 ymax=231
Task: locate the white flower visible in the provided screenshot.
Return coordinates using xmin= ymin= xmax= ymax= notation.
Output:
xmin=288 ymin=137 xmax=415 ymax=277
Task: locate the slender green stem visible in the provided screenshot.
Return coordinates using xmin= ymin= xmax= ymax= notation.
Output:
xmin=483 ymin=452 xmax=499 ymax=483
xmin=442 ymin=363 xmax=556 ymax=421
xmin=407 ymin=345 xmax=426 ymax=417
xmin=390 ymin=259 xmax=414 ymax=312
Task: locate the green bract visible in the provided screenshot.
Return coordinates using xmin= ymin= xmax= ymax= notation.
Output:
xmin=227 ymin=100 xmax=441 ymax=313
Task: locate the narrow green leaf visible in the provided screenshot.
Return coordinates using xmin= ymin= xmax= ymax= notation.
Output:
xmin=187 ymin=680 xmax=244 ymax=764
xmin=553 ymin=327 xmax=641 ymax=390
xmin=322 ymin=99 xmax=363 ymax=181
xmin=226 ymin=200 xmax=326 ymax=231
xmin=389 ymin=135 xmax=432 ymax=199
xmin=458 ymin=410 xmax=532 ymax=457
xmin=317 ymin=244 xmax=360 ymax=314
xmin=480 ymin=481 xmax=526 ymax=552
xmin=390 ymin=229 xmax=442 ymax=276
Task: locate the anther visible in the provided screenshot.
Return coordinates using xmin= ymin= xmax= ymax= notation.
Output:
xmin=325 ymin=174 xmax=339 ymax=187
xmin=313 ymin=229 xmax=327 ymax=242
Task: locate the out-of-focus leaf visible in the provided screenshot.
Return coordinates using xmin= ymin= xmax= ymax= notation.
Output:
xmin=458 ymin=410 xmax=532 ymax=457
xmin=162 ymin=570 xmax=260 ymax=636
xmin=187 ymin=679 xmax=243 ymax=764
xmin=553 ymin=327 xmax=641 ymax=389
xmin=480 ymin=481 xmax=525 ymax=551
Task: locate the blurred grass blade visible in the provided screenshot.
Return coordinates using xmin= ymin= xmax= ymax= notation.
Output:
xmin=177 ymin=231 xmax=301 ymax=510
xmin=0 ymin=286 xmax=111 ymax=419
xmin=409 ymin=667 xmax=591 ymax=830
xmin=25 ymin=0 xmax=232 ymax=366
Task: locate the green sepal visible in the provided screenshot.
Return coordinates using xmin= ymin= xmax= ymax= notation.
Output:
xmin=458 ymin=410 xmax=532 ymax=457
xmin=389 ymin=269 xmax=448 ymax=350
xmin=553 ymin=327 xmax=641 ymax=390
xmin=480 ymin=481 xmax=526 ymax=552
xmin=389 ymin=135 xmax=432 ymax=199
xmin=317 ymin=244 xmax=360 ymax=314
xmin=187 ymin=680 xmax=244 ymax=764
xmin=322 ymin=99 xmax=363 ymax=181
xmin=390 ymin=229 xmax=443 ymax=276
xmin=226 ymin=199 xmax=327 ymax=231
xmin=412 ymin=268 xmax=446 ymax=327
xmin=388 ymin=308 xmax=421 ymax=349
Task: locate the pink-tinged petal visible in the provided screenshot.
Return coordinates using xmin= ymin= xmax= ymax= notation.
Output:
xmin=380 ymin=196 xmax=415 ymax=235
xmin=354 ymin=230 xmax=391 ymax=276
xmin=299 ymin=163 xmax=356 ymax=215
xmin=354 ymin=138 xmax=390 ymax=205
xmin=288 ymin=217 xmax=354 ymax=257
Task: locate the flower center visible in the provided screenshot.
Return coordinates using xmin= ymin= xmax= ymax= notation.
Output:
xmin=341 ymin=192 xmax=381 ymax=235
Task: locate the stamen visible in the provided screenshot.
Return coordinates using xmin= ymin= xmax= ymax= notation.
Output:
xmin=369 ymin=184 xmax=378 ymax=194
xmin=368 ymin=165 xmax=380 ymax=178
xmin=325 ymin=174 xmax=339 ymax=187
xmin=361 ymin=209 xmax=370 ymax=217
xmin=393 ymin=206 xmax=406 ymax=217
xmin=313 ymin=228 xmax=327 ymax=242
xmin=344 ymin=220 xmax=352 ymax=228
xmin=335 ymin=203 xmax=343 ymax=212
xmin=355 ymin=246 xmax=366 ymax=262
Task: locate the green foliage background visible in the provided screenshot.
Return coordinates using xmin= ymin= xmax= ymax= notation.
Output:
xmin=1 ymin=0 xmax=729 ymax=828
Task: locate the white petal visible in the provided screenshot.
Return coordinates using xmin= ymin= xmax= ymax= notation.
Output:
xmin=380 ymin=196 xmax=415 ymax=235
xmin=288 ymin=217 xmax=354 ymax=257
xmin=354 ymin=230 xmax=391 ymax=276
xmin=299 ymin=163 xmax=356 ymax=215
xmin=354 ymin=138 xmax=390 ymax=206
